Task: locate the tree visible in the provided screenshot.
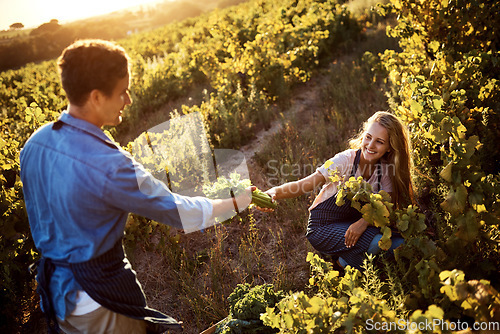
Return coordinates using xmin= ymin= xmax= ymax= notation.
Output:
xmin=30 ymin=19 xmax=61 ymax=36
xmin=9 ymin=23 xmax=24 ymax=30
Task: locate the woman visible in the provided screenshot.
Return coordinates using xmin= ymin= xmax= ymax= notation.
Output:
xmin=264 ymin=111 xmax=415 ymax=270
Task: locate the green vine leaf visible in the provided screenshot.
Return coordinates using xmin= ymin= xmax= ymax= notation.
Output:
xmin=440 ymin=184 xmax=468 ymax=215
xmin=439 ymin=161 xmax=453 ymax=182
xmin=378 ymin=226 xmax=392 ymax=251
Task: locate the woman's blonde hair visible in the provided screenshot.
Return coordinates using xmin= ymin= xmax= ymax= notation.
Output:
xmin=349 ymin=111 xmax=415 ymax=209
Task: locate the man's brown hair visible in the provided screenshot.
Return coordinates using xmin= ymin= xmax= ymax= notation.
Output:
xmin=58 ymin=39 xmax=130 ymax=106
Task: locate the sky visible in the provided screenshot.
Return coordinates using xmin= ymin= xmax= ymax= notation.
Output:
xmin=0 ymin=0 xmax=164 ymax=31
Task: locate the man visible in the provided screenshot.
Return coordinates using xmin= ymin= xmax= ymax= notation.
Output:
xmin=20 ymin=39 xmax=251 ymax=333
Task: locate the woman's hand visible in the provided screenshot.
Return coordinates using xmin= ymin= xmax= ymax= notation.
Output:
xmin=265 ymin=187 xmax=277 ymax=201
xmin=253 ymin=171 xmax=326 ymax=213
xmin=253 ymin=187 xmax=277 ymax=212
xmin=344 ymin=218 xmax=369 ymax=248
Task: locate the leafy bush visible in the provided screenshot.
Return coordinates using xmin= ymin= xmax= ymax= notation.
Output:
xmin=216 ymin=283 xmax=285 ymax=334
xmin=376 ymin=0 xmax=500 ymax=280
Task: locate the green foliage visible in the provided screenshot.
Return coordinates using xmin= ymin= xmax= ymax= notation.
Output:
xmin=375 ymin=0 xmax=500 ymax=274
xmin=345 ymin=0 xmax=500 ymax=328
xmin=262 ymin=253 xmax=417 ymax=333
xmin=0 ymin=102 xmax=60 ymax=332
xmin=262 ymin=253 xmax=498 ymax=333
xmin=2 ymin=0 xmax=499 ymax=331
xmin=216 ymin=283 xmax=285 ymax=334
xmin=255 ymin=2 xmax=500 ymax=327
xmin=122 ymin=0 xmax=362 ymax=147
xmin=212 ymin=1 xmax=500 ymax=331
xmin=329 ymin=174 xmax=426 ymax=250
xmin=203 ymin=172 xmax=251 ymax=199
xmin=440 ymin=269 xmax=500 ymax=323
xmin=0 ymin=3 xmax=361 ymax=330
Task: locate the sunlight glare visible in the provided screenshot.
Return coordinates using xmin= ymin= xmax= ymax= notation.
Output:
xmin=11 ymin=0 xmax=160 ymax=29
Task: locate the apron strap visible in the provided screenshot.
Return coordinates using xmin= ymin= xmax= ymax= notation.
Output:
xmin=350 ymin=149 xmax=362 ymax=177
xmin=376 ymin=161 xmax=382 ymax=192
xmin=31 ymin=257 xmax=69 ymax=334
xmin=351 ymin=149 xmax=383 ymax=192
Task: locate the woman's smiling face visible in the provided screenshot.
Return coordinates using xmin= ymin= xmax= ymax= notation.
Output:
xmin=361 ymin=121 xmax=391 ymax=164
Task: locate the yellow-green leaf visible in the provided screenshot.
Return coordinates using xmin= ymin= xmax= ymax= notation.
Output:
xmin=439 ymin=161 xmax=453 ymax=182
xmin=439 ymin=270 xmax=452 ymax=282
xmin=430 ymin=128 xmax=448 ymax=143
xmin=468 ymin=191 xmax=483 ymax=206
xmin=397 ymin=217 xmax=409 ymax=231
xmin=456 ymin=123 xmax=467 ymax=139
xmin=378 ymin=190 xmax=392 ymax=202
xmin=474 ymin=204 xmax=487 ymax=213
xmin=336 ymin=189 xmax=345 ymax=206
xmin=455 ymin=210 xmax=479 ymax=241
xmin=410 ymin=100 xmax=423 ymax=116
xmin=426 ymin=304 xmax=444 ymax=319
xmin=361 ymin=200 xmax=390 ymax=227
xmin=432 ymin=96 xmax=443 ymax=111
xmin=378 ymin=226 xmax=392 ymax=250
xmin=463 ymin=135 xmax=481 ymax=159
xmin=324 ymin=160 xmax=333 ymax=169
xmin=429 ymin=41 xmax=440 ymax=53
xmin=440 ymin=184 xmax=467 ymax=215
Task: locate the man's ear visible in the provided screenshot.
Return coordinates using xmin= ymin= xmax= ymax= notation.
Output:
xmin=88 ymin=89 xmax=103 ymax=109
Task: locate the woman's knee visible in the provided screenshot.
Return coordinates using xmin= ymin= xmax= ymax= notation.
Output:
xmin=367 ymin=234 xmax=405 ymax=255
xmin=367 ymin=234 xmax=383 ymax=254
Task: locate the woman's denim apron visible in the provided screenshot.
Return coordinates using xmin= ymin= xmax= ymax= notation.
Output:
xmin=306 ymin=149 xmax=382 ymax=270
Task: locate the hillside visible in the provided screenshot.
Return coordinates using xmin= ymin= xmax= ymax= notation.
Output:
xmin=0 ymin=0 xmax=248 ymax=72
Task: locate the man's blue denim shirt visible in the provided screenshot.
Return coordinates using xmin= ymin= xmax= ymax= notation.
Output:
xmin=20 ymin=111 xmax=212 ymax=320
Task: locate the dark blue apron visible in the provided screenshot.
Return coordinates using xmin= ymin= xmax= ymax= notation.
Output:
xmin=33 ymin=240 xmax=183 ymax=334
xmin=306 ymin=149 xmax=382 ymax=270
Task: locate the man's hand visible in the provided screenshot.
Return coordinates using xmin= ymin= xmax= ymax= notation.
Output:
xmin=234 ymin=186 xmax=255 ymax=212
xmin=344 ymin=218 xmax=369 ymax=248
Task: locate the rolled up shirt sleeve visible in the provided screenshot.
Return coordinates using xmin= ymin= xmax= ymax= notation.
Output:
xmin=103 ymin=153 xmax=213 ymax=232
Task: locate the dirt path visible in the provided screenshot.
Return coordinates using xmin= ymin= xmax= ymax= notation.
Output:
xmin=240 ymin=75 xmax=326 ymax=188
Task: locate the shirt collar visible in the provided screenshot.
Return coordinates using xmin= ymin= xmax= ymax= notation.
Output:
xmin=57 ymin=111 xmax=119 ymax=149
